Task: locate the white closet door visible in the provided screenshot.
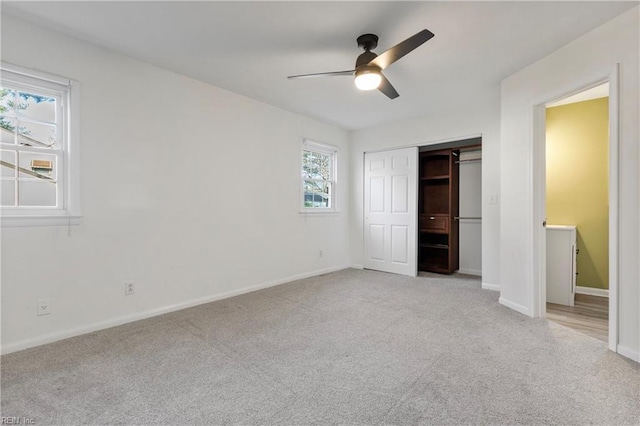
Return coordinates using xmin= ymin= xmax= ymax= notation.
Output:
xmin=364 ymin=147 xmax=418 ymax=276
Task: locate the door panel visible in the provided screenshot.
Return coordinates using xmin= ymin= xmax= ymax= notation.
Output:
xmin=369 ymin=224 xmax=385 ymax=261
xmin=369 ymin=176 xmax=385 ymax=212
xmin=391 ymin=225 xmax=409 ymax=263
xmin=391 ymin=175 xmax=409 ymax=213
xmin=364 ymin=147 xmax=418 ymax=276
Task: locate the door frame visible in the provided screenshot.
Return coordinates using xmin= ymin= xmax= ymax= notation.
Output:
xmin=532 ymin=64 xmax=619 ymax=352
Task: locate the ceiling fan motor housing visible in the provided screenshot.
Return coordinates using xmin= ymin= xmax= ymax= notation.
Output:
xmin=356 ymin=33 xmax=379 ymax=51
xmin=356 ymin=34 xmax=379 ymax=68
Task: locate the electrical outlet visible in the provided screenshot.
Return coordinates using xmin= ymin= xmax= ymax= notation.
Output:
xmin=125 ymin=282 xmax=135 ymax=295
xmin=37 ymin=298 xmax=51 ymax=316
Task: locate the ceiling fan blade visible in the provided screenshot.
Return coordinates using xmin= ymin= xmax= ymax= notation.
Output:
xmin=378 ymin=73 xmax=399 ymax=99
xmin=287 ymin=70 xmax=354 ymax=79
xmin=369 ymin=29 xmax=435 ymax=70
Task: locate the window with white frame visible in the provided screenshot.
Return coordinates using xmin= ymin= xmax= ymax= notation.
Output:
xmin=301 ymin=140 xmax=337 ymax=212
xmin=0 ymin=64 xmax=79 ymax=225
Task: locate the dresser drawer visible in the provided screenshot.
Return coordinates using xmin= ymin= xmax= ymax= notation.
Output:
xmin=420 ymin=215 xmax=449 ymax=233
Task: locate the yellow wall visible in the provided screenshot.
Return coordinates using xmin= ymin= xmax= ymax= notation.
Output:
xmin=546 ymin=97 xmax=608 ymax=289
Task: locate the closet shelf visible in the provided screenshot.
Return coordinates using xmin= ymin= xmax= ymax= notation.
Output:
xmin=419 ymin=243 xmax=449 ymax=249
xmin=421 ymin=175 xmax=450 ymax=180
xmin=418 ymin=263 xmax=450 ymax=273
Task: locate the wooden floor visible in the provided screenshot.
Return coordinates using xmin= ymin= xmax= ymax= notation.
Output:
xmin=546 ymin=294 xmax=608 ymax=342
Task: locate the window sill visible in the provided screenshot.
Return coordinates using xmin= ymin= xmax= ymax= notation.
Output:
xmin=299 ymin=209 xmax=340 ymax=216
xmin=1 ymin=214 xmax=82 ymax=227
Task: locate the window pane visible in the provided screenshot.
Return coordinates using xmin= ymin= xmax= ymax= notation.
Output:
xmin=304 ymin=179 xmax=323 ymax=208
xmin=322 ymin=182 xmax=332 ymax=208
xmin=304 ymin=179 xmax=322 ymax=193
xmin=316 ymin=152 xmax=331 ymax=180
xmin=0 ymin=88 xmax=16 ymax=117
xmin=304 ymin=152 xmax=330 ymax=180
xmin=17 ymin=120 xmax=56 ymax=148
xmin=1 ymin=180 xmax=16 ymax=206
xmin=18 ymin=152 xmax=57 ymax=180
xmin=1 ymin=150 xmax=16 ymax=177
xmin=0 ymin=118 xmax=16 ymax=144
xmin=302 ymin=150 xmax=313 ymax=178
xmin=18 ymin=180 xmax=57 ymax=207
xmin=17 ymin=91 xmax=56 ymax=123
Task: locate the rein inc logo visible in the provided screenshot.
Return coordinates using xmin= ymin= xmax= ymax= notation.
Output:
xmin=1 ymin=418 xmax=35 ymax=425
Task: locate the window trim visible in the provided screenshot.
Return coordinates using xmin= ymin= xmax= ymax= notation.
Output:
xmin=300 ymin=138 xmax=339 ymax=214
xmin=1 ymin=62 xmax=81 ymax=227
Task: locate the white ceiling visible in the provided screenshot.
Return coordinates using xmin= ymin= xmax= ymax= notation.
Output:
xmin=2 ymin=1 xmax=635 ymax=130
xmin=547 ymin=83 xmax=609 ymax=108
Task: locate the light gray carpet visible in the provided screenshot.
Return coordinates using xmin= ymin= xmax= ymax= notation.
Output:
xmin=2 ymin=269 xmax=639 ymax=425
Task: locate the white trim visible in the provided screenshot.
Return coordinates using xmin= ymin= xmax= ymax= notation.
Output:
xmin=606 ymin=65 xmax=619 ymax=353
xmin=616 ymin=345 xmax=640 ymax=363
xmin=457 ymin=268 xmax=482 ymax=276
xmin=499 ymin=296 xmax=531 ymax=316
xmin=298 ymin=210 xmax=341 ymax=216
xmin=302 ymin=138 xmax=338 ymax=154
xmin=482 ymin=282 xmax=500 ymax=292
xmin=350 ymin=264 xmax=364 ymax=270
xmin=575 ymin=286 xmax=609 ymax=298
xmin=532 ymin=102 xmax=547 ymax=318
xmin=66 ymin=79 xmax=81 ymax=218
xmin=0 ymin=265 xmax=351 ymax=355
xmin=1 ymin=214 xmax=81 ymax=227
xmin=1 ymin=61 xmax=70 ymax=86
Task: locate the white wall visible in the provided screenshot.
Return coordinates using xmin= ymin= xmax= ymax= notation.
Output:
xmin=349 ymin=96 xmax=501 ymax=289
xmin=458 ymin=150 xmax=482 ymax=276
xmin=0 ymin=16 xmax=351 ymax=353
xmin=500 ymin=7 xmax=639 ymax=360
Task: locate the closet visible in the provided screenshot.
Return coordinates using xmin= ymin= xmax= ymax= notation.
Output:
xmin=418 ymin=149 xmax=459 ymax=273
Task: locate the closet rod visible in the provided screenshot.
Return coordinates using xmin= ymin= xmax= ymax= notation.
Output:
xmin=454 ymin=216 xmax=482 ymax=220
xmin=455 ymin=159 xmax=481 ymax=164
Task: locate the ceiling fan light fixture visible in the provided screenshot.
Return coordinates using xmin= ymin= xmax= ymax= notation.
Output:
xmin=354 ymin=68 xmax=382 ymax=91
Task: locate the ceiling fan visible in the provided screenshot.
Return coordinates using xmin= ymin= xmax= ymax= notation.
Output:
xmin=287 ymin=29 xmax=435 ymax=99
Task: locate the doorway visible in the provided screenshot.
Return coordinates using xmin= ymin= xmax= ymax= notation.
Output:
xmin=535 ymin=71 xmax=619 ymax=351
xmin=417 ymin=137 xmax=482 ymax=276
xmin=544 ymin=83 xmax=610 ymax=342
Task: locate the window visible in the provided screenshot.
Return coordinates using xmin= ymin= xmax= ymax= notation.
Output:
xmin=1 ymin=63 xmax=80 ymax=226
xmin=301 ymin=139 xmax=337 ymax=212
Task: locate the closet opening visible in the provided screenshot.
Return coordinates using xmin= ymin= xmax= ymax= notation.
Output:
xmin=543 ymin=82 xmax=610 ymax=343
xmin=418 ymin=137 xmax=481 ymax=276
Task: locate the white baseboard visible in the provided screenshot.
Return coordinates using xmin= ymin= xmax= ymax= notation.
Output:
xmin=457 ymin=268 xmax=482 ymax=276
xmin=1 ymin=265 xmax=350 ymax=355
xmin=499 ymin=297 xmax=531 ymax=317
xmin=617 ymin=345 xmax=640 ymax=363
xmin=576 ymin=286 xmax=609 ymax=298
xmin=482 ymin=282 xmax=500 ymax=292
xmin=350 ymin=264 xmax=364 ymax=270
